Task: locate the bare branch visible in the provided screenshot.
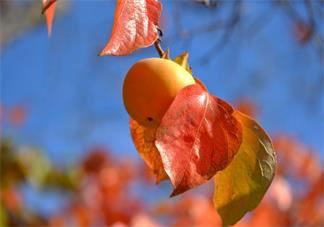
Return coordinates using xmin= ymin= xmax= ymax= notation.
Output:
xmin=200 ymin=0 xmax=242 ymax=64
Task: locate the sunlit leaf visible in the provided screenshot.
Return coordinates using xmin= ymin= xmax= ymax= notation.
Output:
xmin=156 ymin=84 xmax=242 ymax=196
xmin=213 ymin=111 xmax=276 ymax=226
xmin=42 ymin=0 xmax=57 ymax=36
xmin=130 ymin=118 xmax=168 ymax=184
xmin=99 ymin=0 xmax=162 ymax=56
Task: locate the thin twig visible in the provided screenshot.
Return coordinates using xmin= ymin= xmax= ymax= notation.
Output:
xmin=246 ymin=6 xmax=276 ymax=38
xmin=200 ymin=0 xmax=241 ymax=64
xmin=304 ymin=0 xmax=315 ymax=28
xmin=154 ymin=40 xmax=164 ymax=57
xmin=282 ymin=0 xmax=304 ymax=23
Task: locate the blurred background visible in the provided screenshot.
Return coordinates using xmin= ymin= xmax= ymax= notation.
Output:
xmin=1 ymin=0 xmax=323 ymax=226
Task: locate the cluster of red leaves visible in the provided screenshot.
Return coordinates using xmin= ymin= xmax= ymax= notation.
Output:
xmin=273 ymin=135 xmax=323 ymax=226
xmin=274 ymin=135 xmax=322 ymax=183
xmin=49 ymin=148 xmax=141 ymax=226
xmin=0 ymin=133 xmax=322 ymax=226
xmin=47 ymin=147 xmax=224 ymax=227
xmin=44 ymin=147 xmax=219 ymax=226
xmin=142 ymin=84 xmax=243 ymax=196
xmin=43 ymin=140 xmax=324 ymax=227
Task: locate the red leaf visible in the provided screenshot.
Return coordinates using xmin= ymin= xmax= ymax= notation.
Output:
xmin=155 ymin=84 xmax=242 ymax=196
xmin=42 ymin=0 xmax=57 ymax=36
xmin=99 ymin=0 xmax=162 ymax=56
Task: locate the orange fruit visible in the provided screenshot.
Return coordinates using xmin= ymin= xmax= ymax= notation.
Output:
xmin=123 ymin=58 xmax=196 ymax=128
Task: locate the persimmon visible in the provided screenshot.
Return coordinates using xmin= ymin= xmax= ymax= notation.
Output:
xmin=123 ymin=58 xmax=195 ymax=128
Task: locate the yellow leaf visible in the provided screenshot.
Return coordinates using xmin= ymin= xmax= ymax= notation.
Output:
xmin=213 ymin=111 xmax=276 ymax=226
xmin=129 ymin=118 xmax=168 ymax=183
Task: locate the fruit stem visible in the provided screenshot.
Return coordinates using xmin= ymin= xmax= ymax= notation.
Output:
xmin=154 ymin=40 xmax=164 ymax=57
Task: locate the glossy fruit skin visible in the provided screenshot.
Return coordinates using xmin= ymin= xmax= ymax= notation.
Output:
xmin=123 ymin=58 xmax=196 ymax=128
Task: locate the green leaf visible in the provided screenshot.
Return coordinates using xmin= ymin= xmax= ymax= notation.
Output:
xmin=213 ymin=111 xmax=276 ymax=226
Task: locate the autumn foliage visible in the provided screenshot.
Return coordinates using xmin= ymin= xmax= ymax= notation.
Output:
xmin=0 ymin=134 xmax=322 ymax=226
xmin=38 ymin=0 xmax=279 ymax=225
xmin=0 ymin=97 xmax=322 ymax=227
xmin=1 ymin=0 xmax=317 ymax=226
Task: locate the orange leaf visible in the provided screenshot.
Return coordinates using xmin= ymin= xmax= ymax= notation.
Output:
xmin=155 ymin=84 xmax=242 ymax=196
xmin=99 ymin=0 xmax=162 ymax=56
xmin=42 ymin=0 xmax=57 ymax=36
xmin=130 ymin=118 xmax=168 ymax=184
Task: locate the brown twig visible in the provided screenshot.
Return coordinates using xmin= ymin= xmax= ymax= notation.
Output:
xmin=154 ymin=27 xmax=164 ymax=57
xmin=154 ymin=40 xmax=164 ymax=57
xmin=304 ymin=0 xmax=315 ymax=28
xmin=200 ymin=0 xmax=241 ymax=64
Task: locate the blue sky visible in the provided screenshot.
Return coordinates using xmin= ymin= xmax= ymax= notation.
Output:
xmin=1 ymin=0 xmax=323 ymax=165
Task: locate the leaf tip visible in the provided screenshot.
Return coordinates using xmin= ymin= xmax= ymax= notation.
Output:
xmin=98 ymin=48 xmax=108 ymax=57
